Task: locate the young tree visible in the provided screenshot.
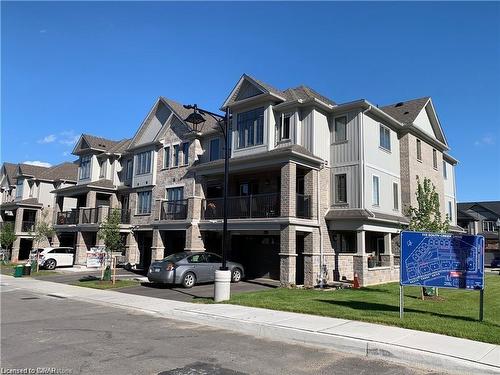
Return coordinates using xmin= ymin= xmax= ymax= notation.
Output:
xmin=97 ymin=209 xmax=122 ymax=281
xmin=30 ymin=210 xmax=56 ymax=271
xmin=407 ymin=176 xmax=450 ymax=297
xmin=0 ymin=222 xmax=17 ymax=262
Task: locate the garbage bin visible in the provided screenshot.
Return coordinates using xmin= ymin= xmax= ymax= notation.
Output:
xmin=23 ymin=264 xmax=31 ymax=276
xmin=13 ymin=265 xmax=24 ymax=278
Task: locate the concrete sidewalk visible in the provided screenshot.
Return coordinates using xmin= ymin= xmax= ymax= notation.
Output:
xmin=2 ymin=275 xmax=499 ymax=374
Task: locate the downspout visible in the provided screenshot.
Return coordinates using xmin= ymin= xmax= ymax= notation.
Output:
xmin=360 ymin=105 xmax=372 ymax=209
xmin=317 ymin=164 xmax=324 ymax=288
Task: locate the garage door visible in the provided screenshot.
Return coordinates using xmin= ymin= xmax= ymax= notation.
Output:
xmin=230 ymin=235 xmax=280 ymax=280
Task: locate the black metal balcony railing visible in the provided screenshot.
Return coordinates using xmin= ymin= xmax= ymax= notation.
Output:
xmin=203 ymin=193 xmax=280 ymax=219
xmin=112 ymin=208 xmax=131 ymax=224
xmin=160 ymin=200 xmax=188 ymax=220
xmin=21 ymin=221 xmax=36 ymax=232
xmin=296 ymin=194 xmax=312 ymax=219
xmin=81 ymin=208 xmax=98 ymax=224
xmin=57 ymin=210 xmax=79 ymax=225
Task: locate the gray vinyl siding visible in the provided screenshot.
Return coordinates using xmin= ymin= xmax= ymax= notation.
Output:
xmin=299 ymin=108 xmax=313 ymax=152
xmin=331 ymin=164 xmax=360 ymax=208
xmin=330 ymin=111 xmax=361 ymax=164
xmin=135 ymin=103 xmax=172 ymax=146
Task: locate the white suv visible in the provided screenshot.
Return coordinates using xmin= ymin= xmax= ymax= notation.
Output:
xmin=33 ymin=247 xmax=75 ymax=270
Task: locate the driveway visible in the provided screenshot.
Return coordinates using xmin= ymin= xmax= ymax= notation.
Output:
xmin=33 ymin=268 xmax=279 ymax=302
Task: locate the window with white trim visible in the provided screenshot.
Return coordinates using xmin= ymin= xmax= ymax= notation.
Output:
xmin=278 ymin=113 xmax=291 ymax=141
xmin=379 ymin=125 xmax=391 ymax=151
xmin=79 ymin=155 xmax=91 ymax=180
xmin=135 ymin=151 xmax=152 ymax=175
xmin=237 ymin=107 xmax=264 ymax=148
xmin=163 ymin=146 xmax=170 ymax=168
xmin=482 ymin=221 xmax=498 ymax=232
xmin=372 ymin=175 xmax=380 ymax=206
xmin=126 ymin=160 xmax=133 ymax=180
xmin=137 ymin=191 xmax=152 ymax=214
xmin=335 ymin=174 xmax=347 ymax=204
xmin=334 ymin=116 xmax=347 ymax=142
xmin=99 ymin=160 xmax=107 ymax=178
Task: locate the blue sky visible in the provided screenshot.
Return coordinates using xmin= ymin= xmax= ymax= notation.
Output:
xmin=1 ymin=2 xmax=499 ymax=202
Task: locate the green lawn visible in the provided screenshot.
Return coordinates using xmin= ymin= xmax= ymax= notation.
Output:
xmin=71 ymin=279 xmax=140 ymax=290
xmin=0 ymin=262 xmax=58 ymax=276
xmin=227 ymin=273 xmax=500 ymax=344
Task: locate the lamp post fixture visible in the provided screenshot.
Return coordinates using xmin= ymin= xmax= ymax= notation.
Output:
xmin=184 ymin=104 xmax=232 ymax=302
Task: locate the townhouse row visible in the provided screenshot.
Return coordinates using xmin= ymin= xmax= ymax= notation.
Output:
xmin=0 ymin=74 xmax=460 ymax=286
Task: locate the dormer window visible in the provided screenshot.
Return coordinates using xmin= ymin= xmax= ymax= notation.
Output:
xmin=79 ymin=155 xmax=91 ymax=180
xmin=99 ymin=160 xmax=107 ymax=178
xmin=237 ymin=107 xmax=264 ymax=149
xmin=16 ymin=179 xmax=23 ymax=198
xmin=278 ymin=113 xmax=291 ymax=141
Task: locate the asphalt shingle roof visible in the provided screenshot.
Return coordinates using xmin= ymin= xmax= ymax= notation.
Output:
xmin=458 ymin=201 xmax=500 ymax=217
xmin=283 ymin=86 xmax=336 ymax=106
xmin=2 ymin=163 xmax=18 ymax=185
xmin=380 ymin=97 xmax=430 ymax=125
xmin=16 ymin=164 xmax=50 ymax=178
xmin=39 ymin=162 xmax=79 ymax=182
xmin=81 ymin=134 xmax=121 ymax=151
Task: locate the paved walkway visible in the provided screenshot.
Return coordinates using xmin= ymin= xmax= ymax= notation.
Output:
xmin=2 ymin=275 xmax=499 ymax=375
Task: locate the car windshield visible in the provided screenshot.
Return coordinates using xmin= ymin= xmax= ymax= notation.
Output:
xmin=30 ymin=248 xmax=45 ymax=253
xmin=163 ymin=252 xmax=188 ymax=263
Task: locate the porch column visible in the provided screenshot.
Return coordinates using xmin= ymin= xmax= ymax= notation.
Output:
xmin=304 ymin=169 xmax=318 ymax=219
xmin=380 ymin=232 xmax=394 ymax=267
xmin=280 ymin=162 xmax=296 ymax=217
xmin=151 ymin=229 xmax=165 ymax=263
xmin=11 ymin=237 xmax=20 ymax=262
xmin=125 ymin=232 xmax=140 ymax=266
xmin=185 ymin=225 xmax=205 ymax=252
xmin=353 ymin=230 xmax=368 ymax=287
xmin=51 ymin=232 xmax=61 ymax=247
xmin=86 ymin=191 xmax=97 ymax=208
xmin=14 ymin=208 xmax=24 ymax=234
xmin=279 ymin=225 xmax=296 ymax=286
xmin=303 ymin=228 xmax=321 ymax=287
xmin=74 ymin=231 xmax=87 ymax=265
xmin=187 ymin=197 xmax=202 ymax=221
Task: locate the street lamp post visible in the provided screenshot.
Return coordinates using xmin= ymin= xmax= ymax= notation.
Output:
xmin=496 ymin=218 xmax=500 ymax=253
xmin=184 ymin=104 xmax=232 ymax=302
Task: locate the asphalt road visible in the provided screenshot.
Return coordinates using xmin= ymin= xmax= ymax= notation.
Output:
xmin=1 ymin=287 xmax=443 ymax=375
xmin=33 ymin=269 xmax=278 ymax=302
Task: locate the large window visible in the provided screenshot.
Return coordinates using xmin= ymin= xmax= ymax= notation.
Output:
xmin=483 ymin=221 xmax=498 ymax=232
xmin=79 ymin=155 xmax=91 ymax=180
xmin=99 ymin=160 xmax=107 ymax=178
xmin=137 ymin=191 xmax=152 ymax=214
xmin=278 ymin=113 xmax=291 ymax=141
xmin=209 ymin=138 xmax=220 ymax=161
xmin=416 ymin=139 xmax=422 ymax=161
xmin=126 ymin=160 xmax=133 ymax=180
xmin=163 ymin=146 xmax=170 ymax=168
xmin=433 ymin=149 xmax=438 ymax=169
xmin=335 ymin=174 xmax=347 ymax=204
xmin=237 ymin=107 xmax=264 ymax=148
xmin=443 ymin=161 xmax=447 ymax=179
xmin=372 ymin=175 xmax=380 ymax=206
xmin=393 ymin=182 xmax=399 ymax=210
xmin=334 ymin=116 xmax=347 ymax=142
xmin=15 ymin=179 xmax=23 ymax=198
xmin=379 ymin=125 xmax=391 ymax=151
xmin=173 ymin=144 xmax=180 ymax=167
xmin=333 ymin=232 xmax=356 ymax=253
xmin=166 ymin=187 xmax=184 ymax=201
xmin=182 ymin=142 xmax=189 ymax=165
xmin=135 ymin=151 xmax=152 ymax=175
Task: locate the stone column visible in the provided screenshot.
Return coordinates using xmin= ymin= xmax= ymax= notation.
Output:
xmin=185 ymin=225 xmax=205 ymax=252
xmin=304 ymin=169 xmax=318 ymax=219
xmin=74 ymin=231 xmax=87 ymax=265
xmin=125 ymin=232 xmax=140 ymax=265
xmin=353 ymin=230 xmax=368 ymax=286
xmin=187 ymin=197 xmax=202 ymax=220
xmin=280 ymin=162 xmax=296 ymax=217
xmin=303 ymin=228 xmax=321 ymax=287
xmin=380 ymin=232 xmax=394 ymax=267
xmin=11 ymin=237 xmax=21 ymax=262
xmin=279 ymin=225 xmax=296 ymax=286
xmin=51 ymin=232 xmax=61 ymax=247
xmin=86 ymin=191 xmax=97 ymax=208
xmin=14 ymin=207 xmax=24 ymax=234
xmin=150 ymin=229 xmax=165 ymax=263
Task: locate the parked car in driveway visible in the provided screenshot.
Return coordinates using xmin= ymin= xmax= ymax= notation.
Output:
xmin=32 ymin=247 xmax=75 ymax=270
xmin=148 ymin=252 xmax=244 ymax=288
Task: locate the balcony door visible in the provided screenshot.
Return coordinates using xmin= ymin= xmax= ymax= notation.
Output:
xmin=166 ymin=187 xmax=184 ymax=201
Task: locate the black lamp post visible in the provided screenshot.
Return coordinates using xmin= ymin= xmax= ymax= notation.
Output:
xmin=184 ymin=104 xmax=230 ymax=271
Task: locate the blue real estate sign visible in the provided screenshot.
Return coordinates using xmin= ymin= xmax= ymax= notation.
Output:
xmin=400 ymin=231 xmax=484 ymax=290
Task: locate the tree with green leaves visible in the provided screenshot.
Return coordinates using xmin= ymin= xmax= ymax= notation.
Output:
xmin=407 ymin=176 xmax=450 ymax=297
xmin=30 ymin=210 xmax=56 ymax=271
xmin=97 ymin=209 xmax=122 ymax=281
xmin=1 ymin=222 xmax=17 ymax=262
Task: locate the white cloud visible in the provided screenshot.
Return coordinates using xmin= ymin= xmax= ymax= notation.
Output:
xmin=474 ymin=135 xmax=496 ymax=147
xmin=39 ymin=29 xmax=47 ymax=34
xmin=37 ymin=134 xmax=56 ymax=144
xmin=58 ymin=131 xmax=80 ymax=146
xmin=23 ymin=161 xmax=52 ymax=168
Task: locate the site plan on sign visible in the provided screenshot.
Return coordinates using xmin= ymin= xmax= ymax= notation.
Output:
xmin=400 ymin=231 xmax=484 ymax=289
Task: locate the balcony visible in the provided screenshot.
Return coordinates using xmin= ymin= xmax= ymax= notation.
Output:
xmin=56 ymin=208 xmax=131 ymax=225
xmin=81 ymin=208 xmax=99 ymax=224
xmin=57 ymin=210 xmax=79 ymax=225
xmin=203 ymin=193 xmax=280 ymax=219
xmin=21 ymin=221 xmax=36 ymax=232
xmin=296 ymin=194 xmax=312 ymax=219
xmin=159 ymin=200 xmax=188 ymax=220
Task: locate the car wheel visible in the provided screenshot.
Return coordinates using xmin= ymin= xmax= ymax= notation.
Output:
xmin=45 ymin=259 xmax=57 ymax=270
xmin=182 ymin=272 xmax=196 ymax=288
xmin=231 ymin=268 xmax=242 ymax=283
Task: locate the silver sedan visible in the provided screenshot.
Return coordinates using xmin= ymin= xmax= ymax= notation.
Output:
xmin=147 ymin=252 xmax=245 ymax=288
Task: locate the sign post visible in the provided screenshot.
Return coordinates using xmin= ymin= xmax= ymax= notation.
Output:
xmin=399 ymin=231 xmax=485 ymax=320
